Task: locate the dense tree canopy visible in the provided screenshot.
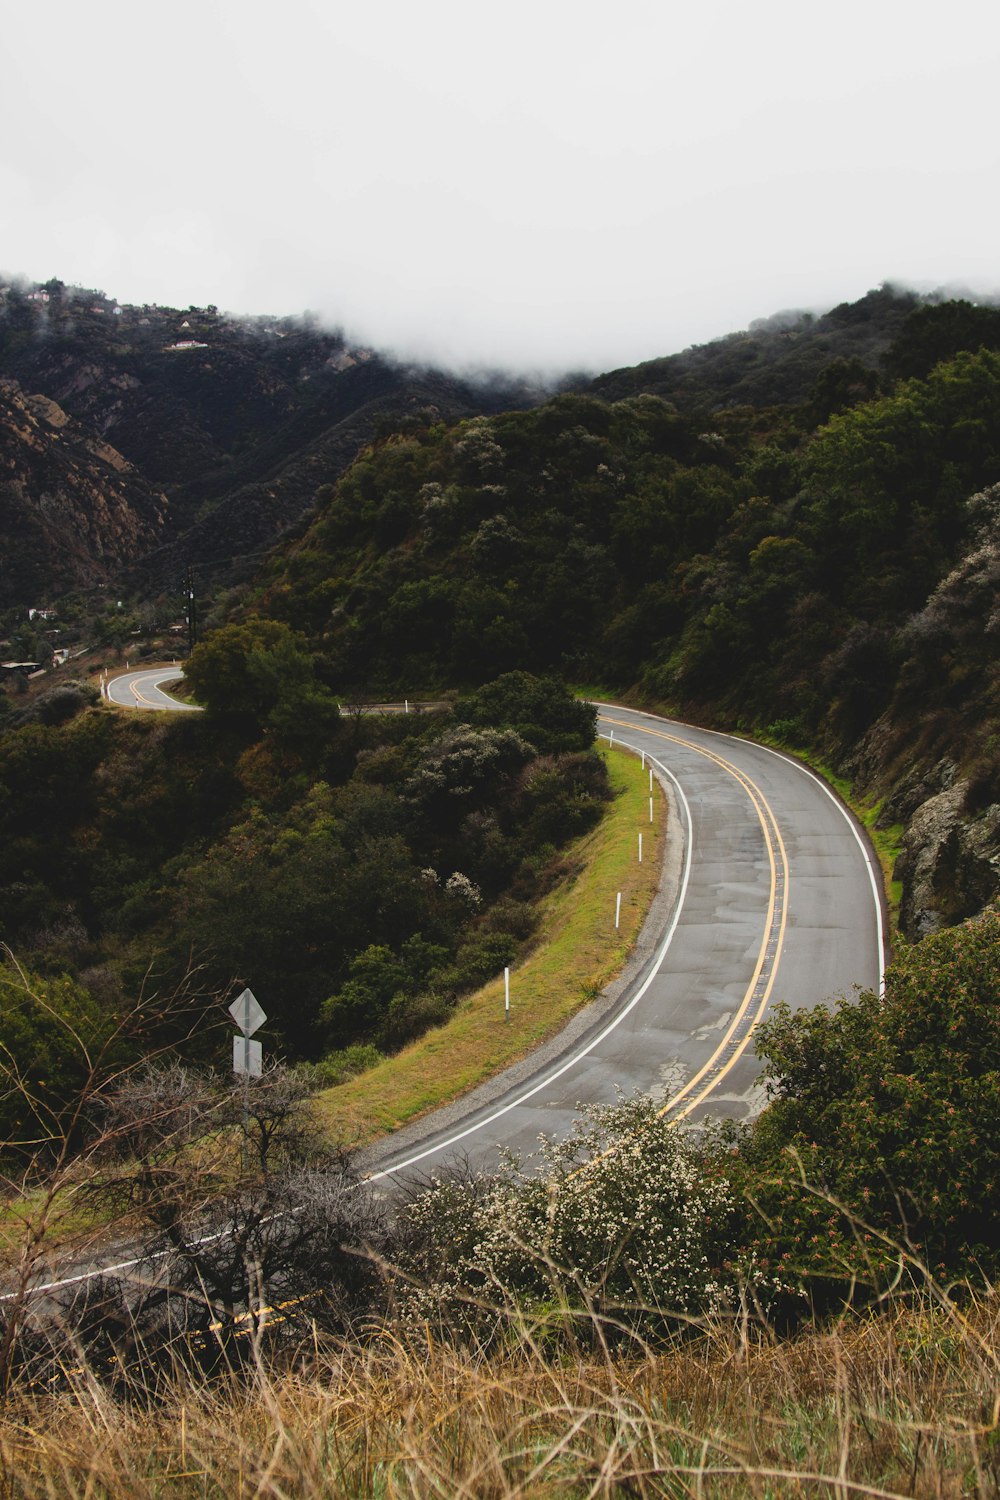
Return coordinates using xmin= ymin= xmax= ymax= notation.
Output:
xmin=0 ymin=669 xmax=609 ymax=1064
xmin=184 ymin=619 xmax=340 ymax=746
xmin=245 ymin=341 xmax=1000 ymax=802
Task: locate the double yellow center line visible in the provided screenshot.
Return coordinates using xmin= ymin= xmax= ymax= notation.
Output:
xmin=601 ymin=715 xmax=790 ymax=1122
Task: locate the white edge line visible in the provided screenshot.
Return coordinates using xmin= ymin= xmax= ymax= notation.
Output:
xmin=365 ymin=751 xmax=693 ymax=1183
xmin=592 ymin=702 xmax=886 ymax=994
xmin=0 ymin=1208 xmax=304 ymax=1302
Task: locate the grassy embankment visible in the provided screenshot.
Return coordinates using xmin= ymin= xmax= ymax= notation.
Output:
xmin=315 ymin=742 xmax=665 ymax=1149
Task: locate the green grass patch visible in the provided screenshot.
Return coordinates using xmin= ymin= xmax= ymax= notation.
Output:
xmin=315 ymin=744 xmax=666 ymax=1149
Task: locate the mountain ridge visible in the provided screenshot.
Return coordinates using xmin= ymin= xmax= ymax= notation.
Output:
xmin=0 ymin=279 xmax=538 ymax=605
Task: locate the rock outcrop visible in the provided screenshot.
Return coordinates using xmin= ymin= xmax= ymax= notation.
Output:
xmin=0 ymin=379 xmax=168 ymax=607
xmin=848 ymin=485 xmax=1000 ymax=938
xmin=893 ymin=777 xmax=1000 ymax=938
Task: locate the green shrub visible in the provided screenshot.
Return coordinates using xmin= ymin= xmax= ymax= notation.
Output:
xmin=748 ymin=906 xmax=1000 ymax=1282
xmin=299 ymin=1044 xmax=384 ymax=1089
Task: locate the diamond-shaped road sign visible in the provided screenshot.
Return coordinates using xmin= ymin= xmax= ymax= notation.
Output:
xmin=229 ymin=987 xmax=266 ymax=1037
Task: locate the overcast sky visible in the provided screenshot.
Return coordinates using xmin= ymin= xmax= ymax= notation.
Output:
xmin=3 ymin=0 xmax=999 ymax=376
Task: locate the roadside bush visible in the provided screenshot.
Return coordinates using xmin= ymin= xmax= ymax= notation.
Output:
xmin=516 ymin=750 xmax=611 ymax=845
xmin=394 ymin=1095 xmax=761 ymax=1343
xmin=458 ymin=671 xmax=598 ymax=754
xmin=300 ymin=1043 xmax=384 ymax=1089
xmin=25 ymin=682 xmax=98 ymax=726
xmin=321 ymin=936 xmax=450 ymax=1049
xmin=746 ymin=905 xmax=1000 ymax=1283
xmin=378 ymin=988 xmax=453 ymax=1049
xmin=436 ymin=928 xmax=519 ymax=996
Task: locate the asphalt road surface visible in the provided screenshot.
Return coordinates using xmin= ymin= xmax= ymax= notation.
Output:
xmin=362 ymin=704 xmax=886 ymax=1186
xmin=104 ymin=666 xmax=202 ymax=711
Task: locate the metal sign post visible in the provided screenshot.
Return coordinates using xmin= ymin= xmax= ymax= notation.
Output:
xmin=229 ymin=987 xmax=266 ymax=1171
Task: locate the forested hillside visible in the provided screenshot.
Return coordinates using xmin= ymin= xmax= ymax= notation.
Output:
xmin=0 ymin=278 xmax=536 ymax=607
xmin=4 ymin=287 xmax=1000 ymax=1480
xmin=249 ymin=300 xmax=1000 ymax=937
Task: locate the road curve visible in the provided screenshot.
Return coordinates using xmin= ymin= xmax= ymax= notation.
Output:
xmin=104 ymin=666 xmax=202 ymax=712
xmin=95 ymin=677 xmax=886 ymax=1174
xmin=2 ymin=702 xmax=886 ymax=1302
xmin=362 ymin=704 xmax=886 ymax=1184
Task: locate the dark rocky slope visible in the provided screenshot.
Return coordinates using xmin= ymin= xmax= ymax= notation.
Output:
xmin=0 ymin=281 xmax=535 ymax=603
xmin=0 ymin=379 xmax=168 ymax=607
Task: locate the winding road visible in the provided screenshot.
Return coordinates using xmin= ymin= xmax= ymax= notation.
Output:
xmin=104 ymin=666 xmax=201 ymax=711
xmin=4 ymin=689 xmax=886 ymax=1301
xmin=100 ymin=673 xmax=886 ymax=1177
xmin=362 ymin=704 xmax=885 ymax=1183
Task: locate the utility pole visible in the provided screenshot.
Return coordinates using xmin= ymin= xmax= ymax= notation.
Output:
xmin=184 ymin=568 xmax=198 ymax=654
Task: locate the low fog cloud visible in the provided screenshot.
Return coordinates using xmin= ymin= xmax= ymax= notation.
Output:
xmin=3 ymin=0 xmax=1000 ymax=375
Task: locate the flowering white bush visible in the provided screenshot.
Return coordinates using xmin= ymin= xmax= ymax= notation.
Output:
xmin=397 ymin=1094 xmax=753 ymax=1335
xmin=444 ymin=871 xmax=482 ymax=908
xmin=452 ymin=416 xmax=505 ymax=478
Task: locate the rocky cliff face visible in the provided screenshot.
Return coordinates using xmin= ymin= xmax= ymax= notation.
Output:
xmin=892 ymin=776 xmax=1000 ymax=937
xmin=846 ymin=483 xmax=1000 ymax=939
xmin=0 ymin=379 xmax=168 ymax=607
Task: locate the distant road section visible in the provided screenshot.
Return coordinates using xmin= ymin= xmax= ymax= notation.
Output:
xmin=104 ymin=666 xmax=202 ymax=712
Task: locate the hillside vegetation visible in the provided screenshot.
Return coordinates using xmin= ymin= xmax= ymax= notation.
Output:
xmin=0 ymin=278 xmax=537 ymax=608
xmin=248 ymin=300 xmax=1000 ymax=937
xmin=2 ymin=284 xmax=999 ymax=1126
xmin=2 ymin=285 xmax=1000 ymax=1489
xmin=2 ymin=911 xmax=998 ymax=1495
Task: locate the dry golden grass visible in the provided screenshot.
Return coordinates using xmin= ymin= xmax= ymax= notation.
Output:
xmin=315 ymin=743 xmax=665 ymax=1150
xmin=3 ymin=1289 xmax=998 ymax=1498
